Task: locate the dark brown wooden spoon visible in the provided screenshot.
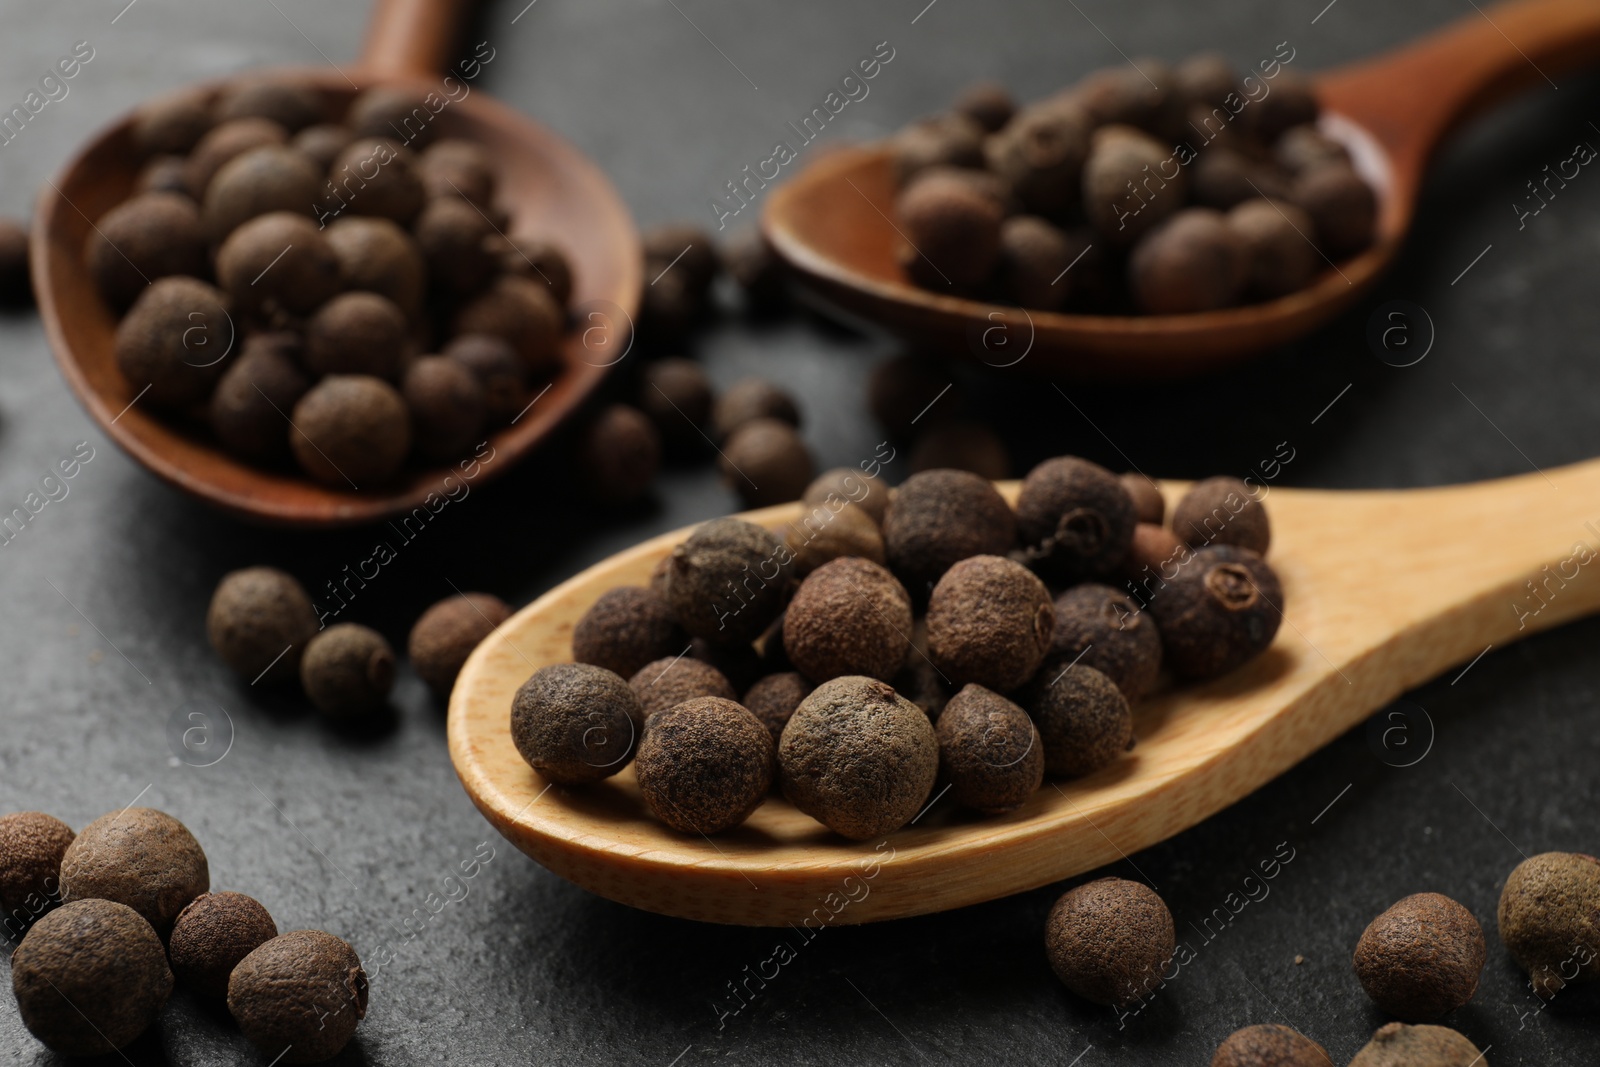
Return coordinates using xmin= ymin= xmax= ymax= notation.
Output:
xmin=763 ymin=0 xmax=1600 ymax=381
xmin=33 ymin=0 xmax=640 ymax=527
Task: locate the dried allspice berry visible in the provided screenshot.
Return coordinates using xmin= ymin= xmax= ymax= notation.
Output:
xmin=984 ymin=101 xmax=1090 ymax=220
xmin=868 ymin=353 xmax=962 ymax=439
xmin=953 ymin=81 xmax=1016 ymax=132
xmin=207 ymin=566 xmax=319 ymax=683
xmin=1016 ymin=456 xmax=1137 ymax=583
xmin=1172 ymin=476 xmax=1272 ymax=554
xmin=784 ymin=500 xmax=885 ymax=577
xmin=1497 ymin=851 xmax=1600 ymax=997
xmin=133 ymin=86 xmax=213 ymax=156
xmin=640 ymin=358 xmax=714 ymax=450
xmin=908 ymin=420 xmax=1010 ymax=480
xmin=290 ymin=375 xmax=412 ymax=486
xmin=927 ymin=555 xmax=1053 ymax=692
xmin=512 ymin=662 xmax=644 ymax=782
xmin=572 ymin=586 xmax=686 ymax=680
xmin=114 ymin=276 xmax=232 ymax=409
xmin=1026 ymin=662 xmax=1133 ymax=777
xmin=453 ymin=274 xmax=564 ymax=374
xmin=712 ymin=377 xmax=800 ymax=439
xmin=996 ymin=215 xmax=1074 ymax=310
xmin=1121 ymin=473 xmax=1164 ymax=525
xmin=300 ymin=623 xmax=396 ymax=716
xmin=883 ymin=469 xmax=1016 ymax=600
xmin=579 ymin=403 xmax=662 ymax=505
xmin=936 ymin=684 xmax=1044 ymax=814
xmin=501 ymin=235 xmax=574 ymax=308
xmin=168 ymin=891 xmax=278 ymax=1001
xmin=1148 ymin=545 xmax=1282 ymax=679
xmin=784 ymin=557 xmax=912 ymax=683
xmin=1292 ymin=162 xmax=1377 ymax=257
xmin=292 ymin=123 xmax=353 ymax=172
xmin=0 ymin=812 xmax=73 ymax=921
xmin=664 ymin=517 xmax=790 ymax=645
xmin=1048 ymin=584 xmax=1162 ymax=701
xmin=216 ymin=79 xmax=323 ymax=133
xmin=1211 ymin=1024 xmax=1332 ymax=1067
xmin=216 ymin=211 xmax=341 ymax=317
xmin=803 ymin=466 xmax=888 ymax=525
xmin=404 ymin=355 xmax=487 ymax=462
xmin=59 ymin=808 xmax=209 ymax=937
xmin=1228 ymin=198 xmax=1320 ymax=299
xmin=408 ymin=592 xmax=512 ymax=697
xmin=629 ymin=656 xmax=737 ymax=719
xmin=1354 ymin=892 xmax=1486 ymax=1021
xmin=445 ymin=333 xmax=529 ymax=425
xmin=201 ymin=145 xmax=323 ymax=242
xmin=305 ymin=291 xmax=410 ymax=380
xmin=1082 ymin=125 xmax=1187 ymax=245
xmin=228 ymin=929 xmax=367 ymax=1064
xmin=692 ymin=638 xmax=764 ymax=696
xmin=743 ymin=672 xmax=813 ymax=741
xmin=635 ymin=697 xmax=773 ymax=834
xmin=87 ymin=192 xmax=207 ymax=310
xmin=186 ymin=118 xmax=289 ymax=196
xmin=415 ymin=196 xmax=498 ymax=294
xmin=1348 ymin=1023 xmax=1487 ymax=1067
xmin=888 ymin=113 xmax=986 ymax=182
xmin=211 ymin=333 xmax=311 ymax=462
xmin=720 ymin=417 xmax=815 ymax=508
xmin=1046 ymin=877 xmax=1175 ymax=1007
xmin=325 ymin=215 xmax=426 ymax=311
xmin=895 ymin=168 xmax=1004 ymax=290
xmin=328 ymin=137 xmax=426 ymax=225
xmin=1129 ymin=207 xmax=1249 ymax=314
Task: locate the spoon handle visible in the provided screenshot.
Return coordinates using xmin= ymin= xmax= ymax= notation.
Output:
xmin=359 ymin=0 xmax=478 ymax=80
xmin=1320 ymin=0 xmax=1600 ymax=193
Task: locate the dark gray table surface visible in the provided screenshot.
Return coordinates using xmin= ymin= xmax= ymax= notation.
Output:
xmin=2 ymin=1 xmax=1598 ymax=1063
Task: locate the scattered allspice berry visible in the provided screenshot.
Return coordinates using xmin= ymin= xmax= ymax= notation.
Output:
xmin=927 ymin=555 xmax=1054 ymax=692
xmin=572 ymin=586 xmax=686 ymax=681
xmin=713 ymin=377 xmax=800 ymax=439
xmin=1348 ymin=1023 xmax=1487 ymax=1067
xmin=512 ymin=663 xmax=644 ymax=782
xmin=0 ymin=217 xmax=29 ymax=305
xmin=1172 ymin=476 xmax=1272 ymax=554
xmin=86 ymin=192 xmax=207 ymax=310
xmin=228 ymin=929 xmax=368 ymax=1065
xmin=113 ymin=276 xmax=232 ymax=410
xmin=1045 ymin=877 xmax=1175 ymax=1007
xmin=784 ymin=557 xmax=912 ymax=683
xmin=1048 ymin=583 xmax=1162 ymax=701
xmin=300 ymin=623 xmax=396 ymax=717
xmin=168 ymin=891 xmax=278 ymax=1002
xmin=289 ymin=374 xmax=413 ymax=486
xmin=404 ymin=355 xmax=488 ymax=462
xmin=1016 ymin=456 xmax=1137 ymax=583
xmin=635 ymin=697 xmax=774 ymax=834
xmin=1147 ymin=545 xmax=1282 ymax=679
xmin=720 ymin=417 xmax=815 ymax=507
xmin=207 ymin=566 xmax=319 ymax=683
xmin=1129 ymin=207 xmax=1248 ymax=314
xmin=1353 ymin=892 xmax=1486 ymax=1021
xmin=578 ymin=404 xmax=662 ymax=505
xmin=11 ymin=899 xmax=172 ymax=1056
xmin=1496 ymin=851 xmax=1600 ymax=997
xmin=1026 ymin=662 xmax=1134 ymax=777
xmin=743 ymin=672 xmax=814 ymax=741
xmin=935 ymin=684 xmax=1044 ymax=814
xmin=723 ymin=227 xmax=788 ymax=313
xmin=629 ymin=656 xmax=737 ymax=719
xmin=868 ymin=353 xmax=962 ymax=439
xmin=779 ymin=676 xmax=939 ymax=840
xmin=883 ymin=469 xmax=1016 ymax=599
xmin=640 ymin=358 xmax=715 ymax=449
xmin=0 ymin=812 xmax=74 ymax=920
xmin=895 ymin=168 xmax=1004 ymax=290
xmin=1211 ymin=1024 xmax=1332 ymax=1067
xmin=408 ymin=592 xmax=513 ymax=698
xmin=908 ymin=420 xmax=1011 ymax=481
xmin=59 ymin=808 xmax=209 ymax=937
xmin=664 ymin=517 xmax=791 ymax=645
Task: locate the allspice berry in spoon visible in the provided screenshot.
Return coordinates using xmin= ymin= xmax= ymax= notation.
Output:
xmin=984 ymin=102 xmax=1090 ymax=220
xmin=1046 ymin=877 xmax=1175 ymax=1007
xmin=779 ymin=675 xmax=938 ymax=840
xmin=936 ymin=684 xmax=1044 ymax=814
xmin=724 ymin=227 xmax=787 ymax=313
xmin=804 ymin=466 xmax=888 ymax=524
xmin=133 ymin=86 xmax=213 ymax=156
xmin=743 ymin=672 xmax=813 ymax=741
xmin=1027 ymin=662 xmax=1133 ymax=777
xmin=1049 ymin=584 xmax=1162 ymax=700
xmin=186 ymin=117 xmax=289 ymax=197
xmin=446 ymin=333 xmax=529 ymax=425
xmin=217 ymin=78 xmax=323 ymax=133
xmin=1349 ymin=1023 xmax=1487 ymax=1067
xmin=572 ymin=586 xmax=686 ymax=680
xmin=419 ymin=138 xmax=497 ymax=206
xmin=712 ymin=377 xmax=800 ymax=439
xmin=305 ymin=291 xmax=410 ymax=380
xmin=168 ymin=891 xmax=278 ymax=1001
xmin=784 ymin=499 xmax=885 ymax=577
xmin=579 ymin=403 xmax=662 ymax=505
xmin=1292 ymin=162 xmax=1377 ymax=256
xmin=329 ymin=137 xmax=426 ymax=225
xmin=325 ymin=215 xmax=426 ymax=311
xmin=210 ymin=333 xmax=311 ymax=462
xmin=454 ymin=274 xmax=564 ymax=373
xmin=1228 ymin=198 xmax=1320 ymax=299
xmin=784 ymin=557 xmax=912 ymax=683
xmin=207 ymin=566 xmax=318 ymax=683
xmin=665 ymin=517 xmax=791 ymax=645
xmin=1082 ymin=126 xmax=1186 ymax=244
xmin=202 ymin=145 xmax=322 ymax=242
xmin=349 ymin=85 xmax=438 ymax=147
xmin=404 ymin=355 xmax=487 ymax=461
xmin=415 ymin=195 xmax=498 ymax=294
xmin=87 ymin=192 xmax=207 ymax=310
xmin=1175 ymin=52 xmax=1239 ymax=109
xmin=114 ymin=276 xmax=232 ymax=409
xmin=228 ymin=929 xmax=368 ymax=1065
xmin=1245 ymin=68 xmax=1319 ymax=141
xmin=996 ymin=215 xmax=1074 ymax=310
xmin=883 ymin=469 xmax=1016 ymax=599
xmin=1016 ymin=456 xmax=1136 ymax=583
xmin=301 ymin=623 xmax=395 ymax=717
xmin=217 ymin=211 xmax=341 ymax=316
xmin=0 ymin=812 xmax=74 ymax=918
xmin=895 ymin=168 xmax=1004 ymax=290
xmin=1354 ymin=892 xmax=1486 ymax=1021
xmin=59 ymin=808 xmax=209 ymax=937
xmin=1129 ymin=207 xmax=1249 ymax=314
xmin=1211 ymin=1024 xmax=1331 ymax=1067
xmin=1190 ymin=147 xmax=1287 ymax=211
xmin=1496 ymin=851 xmax=1600 ymax=997
xmin=289 ymin=375 xmax=412 ymax=486
xmin=889 ymin=113 xmax=986 ymax=181
xmin=501 ymin=235 xmax=575 ymax=307
xmin=1173 ymin=476 xmax=1272 ymax=554
xmin=1121 ymin=472 xmax=1164 ymax=525
xmin=11 ymin=899 xmax=172 ymax=1056
xmin=954 ymin=81 xmax=1016 ymax=132
xmin=1148 ymin=545 xmax=1282 ymax=679
xmin=512 ymin=662 xmax=643 ymax=782
xmin=636 ymin=697 xmax=774 ymax=834
xmin=408 ymin=592 xmax=512 ymax=697
xmin=135 ymin=155 xmax=188 ymax=197
xmin=292 ymin=123 xmax=353 ymax=172
xmin=640 ymin=358 xmax=715 ymax=449
xmin=928 ymin=555 xmax=1053 ymax=691
xmin=629 ymin=656 xmax=737 ymax=719
xmin=1276 ymin=125 xmax=1350 ymax=175
xmin=721 ymin=417 xmax=814 ymax=507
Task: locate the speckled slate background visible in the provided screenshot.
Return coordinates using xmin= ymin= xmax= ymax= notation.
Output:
xmin=1 ymin=1 xmax=1597 ymax=1063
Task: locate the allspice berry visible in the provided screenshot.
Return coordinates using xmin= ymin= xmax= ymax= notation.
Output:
xmin=216 ymin=211 xmax=341 ymax=316
xmin=186 ymin=118 xmax=289 ymax=197
xmin=883 ymin=469 xmax=1016 ymax=599
xmin=419 ymin=138 xmax=497 ymax=206
xmin=1122 ymin=473 xmax=1165 ymax=525
xmin=114 ymin=276 xmax=232 ymax=409
xmin=928 ymin=555 xmax=1053 ymax=691
xmin=348 ymin=85 xmax=438 ymax=148
xmin=12 ymin=899 xmax=172 ymax=1056
xmin=216 ymin=79 xmax=323 ymax=133
xmin=1349 ymin=1023 xmax=1487 ymax=1067
xmin=446 ymin=333 xmax=529 ymax=425
xmin=1496 ymin=851 xmax=1600 ymax=997
xmin=721 ymin=417 xmax=814 ymax=507
xmin=1129 ymin=207 xmax=1249 ymax=313
xmin=133 ymin=87 xmax=213 ymax=156
xmin=1245 ymin=69 xmax=1319 ymax=141
xmin=1276 ymin=125 xmax=1350 ymax=175
xmin=0 ymin=217 xmax=30 ymax=305
xmin=454 ymin=274 xmax=564 ymax=373
xmin=328 ymin=137 xmax=426 ymax=225
xmin=408 ymin=592 xmax=512 ymax=697
xmin=501 ymin=235 xmax=574 ymax=308
xmin=954 ymin=81 xmax=1016 ymax=132
xmin=1292 ymin=162 xmax=1377 ymax=257
xmin=1190 ymin=147 xmax=1288 ymax=211
xmin=1175 ymin=53 xmax=1239 ymax=110
xmin=996 ymin=215 xmax=1074 ymax=310
xmin=572 ymin=586 xmax=686 ymax=680
xmin=895 ymin=169 xmax=1004 ymax=290
xmin=723 ymin=227 xmax=787 ymax=313
xmin=404 ymin=355 xmax=487 ymax=461
xmin=1049 ymin=584 xmax=1162 ymax=700
xmin=1354 ymin=892 xmax=1486 ymax=1021
xmin=908 ymin=420 xmax=1010 ymax=480
xmin=87 ymin=192 xmax=207 ymax=310
xmin=1046 ymin=877 xmax=1175 ymax=1007
xmin=1211 ymin=1024 xmax=1332 ymax=1067
xmin=1147 ymin=545 xmax=1282 ymax=679
xmin=889 ymin=113 xmax=986 ymax=181
xmin=784 ymin=557 xmax=912 ymax=683
xmin=1026 ymin=662 xmax=1133 ymax=777
xmin=1016 ymin=456 xmax=1137 ymax=583
xmin=784 ymin=500 xmax=885 ymax=577
xmin=169 ymin=891 xmax=278 ymax=1001
xmin=1228 ymin=198 xmax=1320 ymax=299
xmin=936 ymin=684 xmax=1044 ymax=814
xmin=301 ymin=623 xmax=395 ymax=716
xmin=325 ymin=215 xmax=426 ymax=311
xmin=0 ymin=812 xmax=74 ymax=919
xmin=664 ymin=517 xmax=791 ymax=645
xmin=743 ymin=672 xmax=813 ymax=741
xmin=868 ymin=353 xmax=961 ymax=439
xmin=779 ymin=675 xmax=939 ymax=840
xmin=640 ymin=358 xmax=715 ymax=449
xmin=135 ymin=154 xmax=188 ymax=197
xmin=202 ymin=145 xmax=322 ymax=241
xmin=629 ymin=656 xmax=737 ymax=719
xmin=207 ymin=566 xmax=319 ymax=682
xmin=803 ymin=466 xmax=888 ymax=525
xmin=289 ymin=375 xmax=412 ymax=486
xmin=636 ymin=697 xmax=774 ymax=834
xmin=210 ymin=333 xmax=312 ymax=462
xmin=579 ymin=403 xmax=662 ymax=504
xmin=292 ymin=123 xmax=354 ymax=172
xmin=643 ymin=223 xmax=719 ymax=294
xmin=59 ymin=808 xmax=209 ymax=937
xmin=984 ymin=102 xmax=1090 ymax=220
xmin=511 ymin=662 xmax=643 ymax=782
xmin=1173 ymin=476 xmax=1272 ymax=554
xmin=306 ymin=291 xmax=410 ymax=380
xmin=415 ymin=195 xmax=498 ymax=294
xmin=712 ymin=377 xmax=800 ymax=439
xmin=1082 ymin=126 xmax=1187 ymax=244
xmin=228 ymin=929 xmax=368 ymax=1065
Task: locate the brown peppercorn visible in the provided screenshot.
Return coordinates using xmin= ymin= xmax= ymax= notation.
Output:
xmin=137 ymin=155 xmax=194 ymax=197
xmin=936 ymin=684 xmax=1044 ymax=814
xmin=723 ymin=227 xmax=787 ymax=313
xmin=404 ymin=355 xmax=487 ymax=461
xmin=884 ymin=469 xmax=1017 ymax=599
xmin=1130 ymin=207 xmax=1250 ymax=313
xmin=512 ymin=662 xmax=643 ymax=781
xmin=1173 ymin=476 xmax=1272 ymax=554
xmin=454 ymin=274 xmax=564 ymax=374
xmin=1026 ymin=660 xmax=1133 ymax=776
xmin=995 ymin=215 xmax=1074 ymax=310
xmin=803 ymin=466 xmax=888 ymax=525
xmin=1148 ymin=544 xmax=1282 ymax=679
xmin=1276 ymin=124 xmax=1350 ymax=175
xmin=629 ymin=656 xmax=737 ymax=719
xmin=59 ymin=808 xmax=209 ymax=936
xmin=407 ymin=592 xmax=512 ymax=697
xmin=114 ymin=276 xmax=232 ymax=409
xmin=640 ymin=358 xmax=714 ymax=448
xmin=419 ymin=138 xmax=497 ymax=205
xmin=1046 ymin=877 xmax=1176 ymax=1007
xmin=87 ymin=192 xmax=207 ymax=310
xmin=217 ymin=211 xmax=341 ymax=317
xmin=228 ymin=929 xmax=367 ymax=1065
xmin=207 ymin=566 xmax=318 ymax=682
xmin=664 ymin=517 xmax=792 ymax=645
xmin=501 ymin=236 xmax=575 ymax=308
xmin=895 ymin=168 xmax=1004 ymax=291
xmin=1497 ymin=851 xmax=1600 ymax=997
xmin=1292 ymin=162 xmax=1377 ymax=257
xmin=327 ymin=137 xmax=426 ymax=226
xmin=1082 ymin=125 xmax=1187 ymax=245
xmin=1348 ymin=1023 xmax=1488 ymax=1067
xmin=889 ymin=113 xmax=987 ymax=182
xmin=927 ymin=555 xmax=1053 ymax=691
xmin=1211 ymin=1024 xmax=1332 ymax=1067
xmin=784 ymin=557 xmax=912 ymax=683
xmin=289 ymin=375 xmax=412 ymax=486
xmin=713 ymin=377 xmax=800 ymax=438
xmin=301 ymin=623 xmax=395 ymax=716
xmin=0 ymin=813 xmax=73 ymax=922
xmin=217 ymin=79 xmax=323 ymax=133
xmin=305 ymin=291 xmax=409 ymax=380
xmin=202 ymin=145 xmax=322 ymax=241
xmin=325 ymin=215 xmax=427 ymax=312
xmin=1016 ymin=455 xmax=1138 ymax=583
xmin=210 ymin=333 xmax=312 ymax=462
xmin=1121 ymin=473 xmax=1164 ymax=525
xmin=11 ymin=899 xmax=172 ymax=1056
xmin=1048 ymin=584 xmax=1162 ymax=701
xmin=1228 ymin=198 xmax=1320 ymax=299
xmin=868 ymin=353 xmax=961 ymax=439
xmin=445 ymin=333 xmax=529 ymax=425
xmin=185 ymin=117 xmax=289 ymax=197
xmin=133 ymin=87 xmax=213 ymax=157
xmin=636 ymin=697 xmax=774 ymax=833
xmin=415 ymin=196 xmax=498 ymax=294
xmin=983 ymin=102 xmax=1091 ymax=220
xmin=721 ymin=418 xmax=814 ymax=507
xmin=572 ymin=586 xmax=686 ymax=681
xmin=291 ymin=123 xmax=353 ymax=172
xmin=1175 ymin=53 xmax=1239 ymax=110
xmin=348 ymin=85 xmax=438 ymax=148
xmin=1354 ymin=892 xmax=1486 ymax=1021
xmin=579 ymin=403 xmax=661 ymax=505
xmin=779 ymin=675 xmax=939 ymax=839
xmin=1244 ymin=69 xmax=1319 ymax=141
xmin=743 ymin=672 xmax=814 ymax=741
xmin=784 ymin=500 xmax=886 ymax=577
xmin=954 ymin=81 xmax=1016 ymax=133
xmin=169 ymin=891 xmax=278 ymax=1001
xmin=909 ymin=420 xmax=1010 ymax=480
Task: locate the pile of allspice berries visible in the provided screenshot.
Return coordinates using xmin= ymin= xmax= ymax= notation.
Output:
xmin=0 ymin=807 xmax=366 ymax=1062
xmin=888 ymin=57 xmax=1378 ymax=313
xmin=94 ymin=78 xmax=574 ymax=486
xmin=510 ymin=455 xmax=1282 ymax=839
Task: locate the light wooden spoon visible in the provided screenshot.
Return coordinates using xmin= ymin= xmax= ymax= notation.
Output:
xmin=762 ymin=0 xmax=1600 ymax=381
xmin=449 ymin=461 xmax=1600 ymax=926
